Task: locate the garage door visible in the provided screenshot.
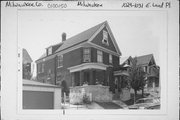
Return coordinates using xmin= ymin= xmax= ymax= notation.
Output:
xmin=23 ymin=91 xmax=54 ymax=109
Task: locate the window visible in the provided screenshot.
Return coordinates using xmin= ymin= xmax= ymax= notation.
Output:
xmin=57 ymin=55 xmax=63 ymax=67
xmin=109 ymin=54 xmax=112 ymax=64
xmin=97 ymin=50 xmax=103 ymax=63
xmin=102 ymin=30 xmax=109 ymax=45
xmin=42 ymin=63 xmax=44 ymax=73
xmin=38 ymin=63 xmax=44 ymax=73
xmin=83 ymin=48 xmax=91 ymax=62
xmin=47 ymin=47 xmax=52 ymax=55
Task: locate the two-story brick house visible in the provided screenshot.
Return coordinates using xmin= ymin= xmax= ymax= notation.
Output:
xmin=35 ymin=21 xmax=122 ymax=94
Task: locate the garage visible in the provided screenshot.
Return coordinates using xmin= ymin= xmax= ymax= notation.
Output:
xmin=23 ymin=79 xmax=61 ymax=109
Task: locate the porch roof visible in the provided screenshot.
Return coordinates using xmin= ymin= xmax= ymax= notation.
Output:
xmin=114 ymin=71 xmax=129 ymax=76
xmin=68 ymin=63 xmax=108 ymax=73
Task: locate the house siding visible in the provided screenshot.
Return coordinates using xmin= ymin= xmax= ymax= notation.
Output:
xmin=112 ymin=55 xmax=120 ymax=69
xmin=37 ymin=57 xmax=56 ymax=84
xmin=103 ymin=51 xmax=109 ymax=65
xmin=56 ymin=48 xmax=83 ymax=88
xmin=91 ymin=47 xmax=97 ymax=63
xmin=91 ymin=27 xmax=117 ymax=53
xmin=63 ymin=48 xmax=83 ymax=68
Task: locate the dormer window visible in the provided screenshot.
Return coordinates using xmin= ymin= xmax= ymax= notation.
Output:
xmin=102 ymin=30 xmax=109 ymax=46
xmin=47 ymin=47 xmax=52 ymax=55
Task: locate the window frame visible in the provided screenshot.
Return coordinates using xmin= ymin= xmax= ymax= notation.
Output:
xmin=47 ymin=47 xmax=52 ymax=55
xmin=109 ymin=54 xmax=112 ymax=64
xmin=57 ymin=55 xmax=63 ymax=68
xmin=102 ymin=30 xmax=109 ymax=46
xmin=97 ymin=50 xmax=103 ymax=63
xmin=83 ymin=48 xmax=91 ymax=62
xmin=38 ymin=63 xmax=44 ymax=73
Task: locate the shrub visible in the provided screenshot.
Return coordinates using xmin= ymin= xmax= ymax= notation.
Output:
xmin=82 ymin=94 xmax=91 ymax=104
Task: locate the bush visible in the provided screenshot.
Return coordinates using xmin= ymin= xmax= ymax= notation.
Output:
xmin=82 ymin=94 xmax=91 ymax=104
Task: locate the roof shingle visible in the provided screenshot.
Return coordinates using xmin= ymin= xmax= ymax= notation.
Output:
xmin=55 ymin=21 xmax=106 ymax=53
xmin=23 ymin=48 xmax=33 ymax=64
xmin=136 ymin=54 xmax=153 ymax=66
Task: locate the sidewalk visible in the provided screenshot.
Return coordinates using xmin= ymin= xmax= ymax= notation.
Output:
xmin=61 ymin=102 xmax=103 ymax=109
xmin=61 ymin=100 xmax=127 ymax=109
xmin=112 ymin=100 xmax=128 ymax=108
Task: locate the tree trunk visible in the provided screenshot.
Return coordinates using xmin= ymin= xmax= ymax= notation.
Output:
xmin=142 ymin=87 xmax=144 ymax=98
xmin=134 ymin=89 xmax=137 ymax=104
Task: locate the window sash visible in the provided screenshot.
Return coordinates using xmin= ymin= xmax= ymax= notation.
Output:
xmin=102 ymin=30 xmax=109 ymax=45
xmin=48 ymin=47 xmax=52 ymax=55
xmin=57 ymin=55 xmax=63 ymax=67
xmin=38 ymin=63 xmax=44 ymax=73
xmin=103 ymin=30 xmax=108 ymax=40
xmin=97 ymin=50 xmax=103 ymax=63
xmin=109 ymin=54 xmax=112 ymax=63
xmin=42 ymin=63 xmax=44 ymax=73
xmin=83 ymin=48 xmax=91 ymax=62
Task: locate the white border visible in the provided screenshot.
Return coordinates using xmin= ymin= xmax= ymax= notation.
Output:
xmin=1 ymin=1 xmax=179 ymax=120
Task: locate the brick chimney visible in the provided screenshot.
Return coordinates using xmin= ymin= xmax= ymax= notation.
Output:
xmin=62 ymin=32 xmax=66 ymax=42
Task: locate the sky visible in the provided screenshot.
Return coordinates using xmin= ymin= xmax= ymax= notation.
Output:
xmin=18 ymin=10 xmax=166 ymax=75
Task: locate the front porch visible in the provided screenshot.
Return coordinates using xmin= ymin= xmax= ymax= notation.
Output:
xmin=67 ymin=63 xmax=114 ymax=104
xmin=68 ymin=63 xmax=112 ymax=87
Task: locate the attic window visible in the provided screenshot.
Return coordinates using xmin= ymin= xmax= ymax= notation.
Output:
xmin=47 ymin=47 xmax=52 ymax=55
xmin=102 ymin=30 xmax=109 ymax=46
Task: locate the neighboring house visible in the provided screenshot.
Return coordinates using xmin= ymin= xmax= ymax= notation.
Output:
xmin=23 ymin=48 xmax=33 ymax=80
xmin=136 ymin=54 xmax=159 ymax=89
xmin=35 ymin=21 xmax=122 ymax=94
xmin=115 ymin=54 xmax=159 ymax=90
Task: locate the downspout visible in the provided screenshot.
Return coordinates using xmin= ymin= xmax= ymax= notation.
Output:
xmin=54 ymin=55 xmax=57 ymax=85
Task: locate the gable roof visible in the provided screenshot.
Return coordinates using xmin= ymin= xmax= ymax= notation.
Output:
xmin=38 ymin=53 xmax=46 ymax=60
xmin=136 ymin=54 xmax=155 ymax=66
xmin=37 ymin=21 xmax=121 ymax=61
xmin=120 ymin=54 xmax=156 ymax=67
xmin=23 ymin=48 xmax=33 ymax=64
xmin=120 ymin=56 xmax=131 ymax=65
xmin=55 ymin=21 xmax=106 ymax=53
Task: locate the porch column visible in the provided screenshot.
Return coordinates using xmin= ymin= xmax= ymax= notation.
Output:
xmin=71 ymin=72 xmax=74 ymax=87
xmin=152 ymin=78 xmax=155 ymax=91
xmin=80 ymin=70 xmax=84 ymax=86
xmin=89 ymin=69 xmax=93 ymax=85
xmin=104 ymin=70 xmax=107 ymax=86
